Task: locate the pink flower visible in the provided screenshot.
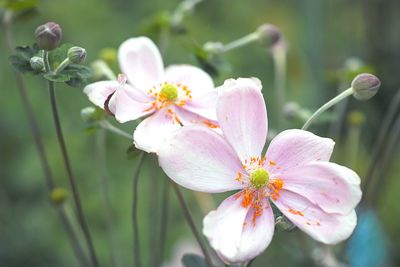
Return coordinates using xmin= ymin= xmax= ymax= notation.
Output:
xmin=84 ymin=37 xmax=218 ymax=152
xmin=158 ymin=78 xmax=362 ymax=264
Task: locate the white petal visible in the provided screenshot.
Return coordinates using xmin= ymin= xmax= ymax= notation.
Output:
xmin=158 ymin=125 xmax=243 ymax=193
xmin=83 ymin=80 xmax=118 ymax=110
xmin=265 ymin=129 xmax=335 ymax=174
xmin=216 ymin=78 xmax=267 ymax=162
xmin=164 ymin=65 xmax=214 ymax=96
xmin=281 ymin=161 xmax=362 ymax=214
xmin=133 ymin=108 xmax=180 ymax=153
xmin=118 ymin=37 xmax=164 ymax=90
xmin=274 ymin=190 xmax=357 ymax=244
xmin=203 ymin=193 xmax=275 ymax=264
xmin=114 ymin=88 xmax=154 ymax=123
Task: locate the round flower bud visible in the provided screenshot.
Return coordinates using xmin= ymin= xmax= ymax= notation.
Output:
xmin=351 ymin=73 xmax=381 ymax=101
xmin=256 ymin=24 xmax=281 ymax=47
xmin=30 ymin=56 xmax=45 ymax=71
xmin=50 ymin=187 xmax=68 ymax=205
xmin=34 ymin=22 xmax=62 ymax=51
xmin=68 ymin=46 xmax=87 ymax=64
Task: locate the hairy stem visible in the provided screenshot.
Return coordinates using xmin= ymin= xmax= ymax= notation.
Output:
xmin=45 ymin=51 xmax=100 ymax=267
xmin=171 ymin=182 xmax=214 ymax=267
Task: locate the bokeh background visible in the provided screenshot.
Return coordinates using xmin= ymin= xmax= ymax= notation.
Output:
xmin=1 ymin=0 xmax=399 ymax=266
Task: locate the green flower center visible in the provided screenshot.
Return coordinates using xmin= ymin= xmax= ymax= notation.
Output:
xmin=250 ymin=168 xmax=269 ymax=188
xmin=160 ymin=84 xmax=178 ymax=101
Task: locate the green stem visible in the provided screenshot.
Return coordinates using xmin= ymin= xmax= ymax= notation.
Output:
xmin=272 ymin=45 xmax=287 ymax=128
xmin=171 ymin=182 xmax=214 ymax=267
xmin=99 ymin=120 xmax=132 ymax=140
xmin=2 ymin=12 xmax=89 ymax=267
xmin=155 ymin=176 xmax=171 ymax=267
xmin=302 ymin=88 xmax=353 ymax=130
xmin=45 ymin=51 xmax=100 ymax=267
xmin=132 ymin=152 xmax=146 ymax=267
xmin=54 ymin=58 xmax=72 ymax=73
xmin=222 ymin=32 xmax=259 ymax=53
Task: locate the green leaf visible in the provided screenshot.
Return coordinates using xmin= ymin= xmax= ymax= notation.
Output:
xmin=48 ymin=43 xmax=74 ymax=70
xmin=126 ymin=144 xmax=141 ymax=160
xmin=8 ymin=44 xmax=40 ymax=73
xmin=61 ymin=64 xmax=93 ymax=87
xmin=43 ymin=73 xmax=71 ymax=82
xmin=182 ymin=254 xmax=207 ymax=267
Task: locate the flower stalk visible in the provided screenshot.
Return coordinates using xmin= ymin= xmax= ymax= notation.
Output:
xmin=44 ymin=51 xmax=100 ymax=267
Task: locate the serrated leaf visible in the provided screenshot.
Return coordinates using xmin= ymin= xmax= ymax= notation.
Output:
xmin=43 ymin=72 xmax=71 ymax=82
xmin=61 ymin=64 xmax=93 ymax=87
xmin=126 ymin=144 xmax=141 ymax=160
xmin=182 ymin=254 xmax=207 ymax=267
xmin=8 ymin=44 xmax=40 ymax=73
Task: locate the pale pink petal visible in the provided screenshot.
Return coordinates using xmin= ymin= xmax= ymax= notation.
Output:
xmin=133 ymin=108 xmax=180 ymax=153
xmin=265 ymin=129 xmax=335 ymax=174
xmin=164 ymin=65 xmax=214 ymax=96
xmin=158 ymin=125 xmax=243 ymax=193
xmin=118 ymin=37 xmax=164 ymax=90
xmin=83 ymin=80 xmax=118 ymax=110
xmin=182 ymin=89 xmax=218 ymax=121
xmin=273 ymin=190 xmax=357 ymax=244
xmin=114 ymin=89 xmax=154 ymax=123
xmin=281 ymin=161 xmax=361 ymax=214
xmin=174 ymin=107 xmax=219 ymax=129
xmin=203 ymin=193 xmax=274 ymax=264
xmin=216 ymin=78 xmax=267 ymax=162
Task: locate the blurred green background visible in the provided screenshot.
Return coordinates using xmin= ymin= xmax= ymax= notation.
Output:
xmin=1 ymin=0 xmax=399 ymax=266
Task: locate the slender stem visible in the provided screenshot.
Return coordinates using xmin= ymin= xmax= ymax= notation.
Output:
xmin=45 ymin=51 xmax=100 ymax=267
xmin=99 ymin=120 xmax=132 ymax=139
xmin=156 ymin=176 xmax=171 ymax=267
xmin=132 ymin=152 xmax=146 ymax=267
xmin=54 ymin=58 xmax=72 ymax=73
xmin=171 ymin=182 xmax=214 ymax=267
xmin=222 ymin=32 xmax=259 ymax=53
xmin=96 ymin=129 xmax=120 ymax=267
xmin=171 ymin=0 xmax=204 ymax=26
xmin=2 ymin=12 xmax=89 ymax=267
xmin=302 ymin=88 xmax=353 ymax=130
xmin=347 ymin=125 xmax=361 ymax=169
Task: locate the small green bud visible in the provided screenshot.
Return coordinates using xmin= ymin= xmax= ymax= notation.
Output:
xmin=30 ymin=56 xmax=44 ymax=71
xmin=50 ymin=187 xmax=68 ymax=204
xmin=34 ymin=22 xmax=62 ymax=51
xmin=68 ymin=46 xmax=87 ymax=64
xmin=351 ymin=73 xmax=381 ymax=101
xmin=256 ymin=24 xmax=281 ymax=47
xmin=347 ymin=111 xmax=365 ymax=127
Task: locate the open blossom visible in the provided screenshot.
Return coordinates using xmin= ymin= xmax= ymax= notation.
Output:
xmin=84 ymin=37 xmax=218 ymax=152
xmin=158 ymin=78 xmax=362 ymax=264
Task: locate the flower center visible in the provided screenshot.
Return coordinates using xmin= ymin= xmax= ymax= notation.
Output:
xmin=159 ymin=84 xmax=178 ymax=101
xmin=249 ymin=168 xmax=269 ymax=189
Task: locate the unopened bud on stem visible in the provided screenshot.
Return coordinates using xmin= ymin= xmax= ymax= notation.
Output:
xmin=68 ymin=46 xmax=86 ymax=64
xmin=256 ymin=24 xmax=281 ymax=47
xmin=30 ymin=56 xmax=45 ymax=71
xmin=34 ymin=22 xmax=62 ymax=51
xmin=351 ymin=73 xmax=381 ymax=100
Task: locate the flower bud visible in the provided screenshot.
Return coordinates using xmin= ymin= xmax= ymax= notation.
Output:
xmin=50 ymin=187 xmax=68 ymax=205
xmin=30 ymin=56 xmax=44 ymax=71
xmin=351 ymin=73 xmax=381 ymax=101
xmin=34 ymin=22 xmax=62 ymax=51
xmin=256 ymin=24 xmax=281 ymax=47
xmin=68 ymin=46 xmax=87 ymax=64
